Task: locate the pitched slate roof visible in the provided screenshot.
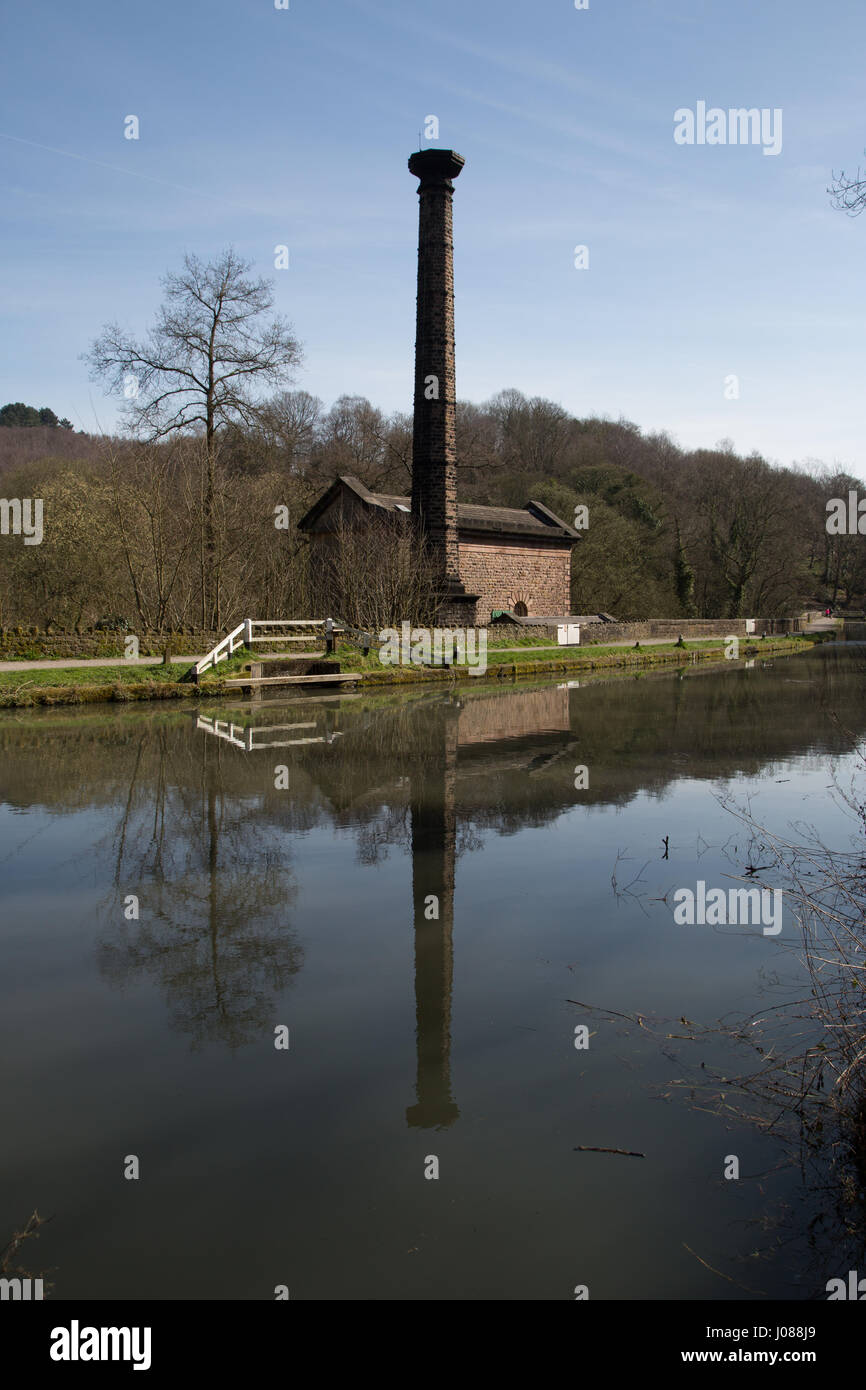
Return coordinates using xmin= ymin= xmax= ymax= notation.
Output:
xmin=297 ymin=475 xmax=580 ymax=543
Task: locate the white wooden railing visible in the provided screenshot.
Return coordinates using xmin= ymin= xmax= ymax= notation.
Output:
xmin=195 ymin=621 xmax=248 ymax=675
xmin=195 ymin=619 xmax=343 ymax=676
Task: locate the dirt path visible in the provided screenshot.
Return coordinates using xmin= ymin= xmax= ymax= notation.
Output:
xmin=0 ymin=622 xmax=836 ymax=672
xmin=0 ymin=655 xmax=204 ymax=672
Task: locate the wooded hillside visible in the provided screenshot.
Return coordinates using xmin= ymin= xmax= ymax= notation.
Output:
xmin=0 ymin=390 xmax=860 ymax=631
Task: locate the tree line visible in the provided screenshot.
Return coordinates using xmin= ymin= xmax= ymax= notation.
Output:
xmin=0 ymin=391 xmax=861 ymax=633
xmin=0 ymin=246 xmax=862 ymax=633
xmin=0 ymin=403 xmax=74 ymax=430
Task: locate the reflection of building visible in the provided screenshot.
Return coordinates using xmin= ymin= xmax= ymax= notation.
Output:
xmin=453 ymin=688 xmax=571 ymax=744
xmin=194 ymin=686 xmax=572 ymax=1126
xmin=405 ymin=687 xmax=571 ymax=1129
xmin=406 ymin=705 xmax=460 ymax=1129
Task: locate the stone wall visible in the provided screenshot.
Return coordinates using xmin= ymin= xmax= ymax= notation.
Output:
xmin=578 ymin=617 xmax=800 ymax=644
xmin=458 ymin=538 xmax=571 ymax=625
xmin=0 ymin=631 xmax=220 ymax=659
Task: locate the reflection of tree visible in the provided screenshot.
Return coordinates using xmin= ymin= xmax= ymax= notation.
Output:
xmin=355 ymin=803 xmax=410 ymax=867
xmin=588 ymin=756 xmax=866 ymax=1296
xmin=6 ymin=654 xmax=866 ymax=1090
xmin=97 ymin=729 xmax=302 ymax=1050
xmin=705 ymin=773 xmax=866 ymax=1290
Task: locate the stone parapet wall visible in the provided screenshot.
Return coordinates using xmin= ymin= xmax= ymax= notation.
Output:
xmin=579 ymin=617 xmax=800 ymax=644
xmin=0 ymin=631 xmax=221 ymax=659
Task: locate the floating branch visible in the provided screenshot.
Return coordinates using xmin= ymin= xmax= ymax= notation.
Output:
xmin=573 ymin=1146 xmax=645 ymax=1157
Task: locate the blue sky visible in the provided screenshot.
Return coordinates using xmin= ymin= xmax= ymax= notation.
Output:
xmin=2 ymin=0 xmax=865 ymax=473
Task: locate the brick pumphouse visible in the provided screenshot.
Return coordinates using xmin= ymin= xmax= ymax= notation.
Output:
xmin=298 ymin=148 xmax=580 ymax=625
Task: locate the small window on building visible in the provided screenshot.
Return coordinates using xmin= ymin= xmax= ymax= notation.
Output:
xmin=513 ymin=601 xmax=528 ymax=617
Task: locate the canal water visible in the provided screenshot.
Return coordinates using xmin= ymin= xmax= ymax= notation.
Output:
xmin=1 ymin=644 xmax=864 ymax=1300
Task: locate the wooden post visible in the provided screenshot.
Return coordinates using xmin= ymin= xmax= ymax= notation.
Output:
xmin=325 ymin=618 xmax=334 ymax=655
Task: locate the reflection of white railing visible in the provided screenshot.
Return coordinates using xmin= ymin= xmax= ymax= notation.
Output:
xmin=195 ymin=619 xmax=343 ymax=676
xmin=196 ymin=715 xmax=343 ymax=752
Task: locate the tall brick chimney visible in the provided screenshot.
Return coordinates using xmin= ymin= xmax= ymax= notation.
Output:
xmin=408 ymin=148 xmax=477 ymax=625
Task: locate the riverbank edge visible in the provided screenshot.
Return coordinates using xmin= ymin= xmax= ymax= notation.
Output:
xmin=0 ymin=634 xmax=824 ymax=707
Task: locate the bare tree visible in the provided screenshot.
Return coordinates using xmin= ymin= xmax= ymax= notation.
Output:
xmin=694 ymin=452 xmax=800 ymax=617
xmin=316 ymin=395 xmax=389 ymax=487
xmin=85 ymin=249 xmax=302 ymax=628
xmin=314 ymin=513 xmax=439 ymax=631
xmin=1 ymin=1210 xmax=53 ymax=1295
xmin=829 ymin=155 xmax=866 ymax=215
xmin=259 ymin=390 xmax=322 ymax=475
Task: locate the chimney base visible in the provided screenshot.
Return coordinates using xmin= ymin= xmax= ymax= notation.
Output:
xmin=436 ymin=583 xmax=479 ymax=628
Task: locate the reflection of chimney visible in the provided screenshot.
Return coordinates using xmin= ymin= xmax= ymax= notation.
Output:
xmin=406 ymin=707 xmax=460 ymax=1129
xmin=408 ymin=149 xmax=477 ymax=626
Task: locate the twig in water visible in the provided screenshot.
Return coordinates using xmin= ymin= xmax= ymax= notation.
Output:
xmin=567 ymin=998 xmax=648 ymax=1029
xmin=574 ymin=1146 xmax=645 ymax=1157
xmin=682 ymin=1242 xmax=766 ymax=1296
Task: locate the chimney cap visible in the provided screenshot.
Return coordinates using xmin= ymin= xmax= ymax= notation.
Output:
xmin=408 ymin=149 xmax=465 ymax=183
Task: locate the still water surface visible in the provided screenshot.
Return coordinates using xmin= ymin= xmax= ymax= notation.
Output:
xmin=1 ymin=646 xmax=864 ymax=1299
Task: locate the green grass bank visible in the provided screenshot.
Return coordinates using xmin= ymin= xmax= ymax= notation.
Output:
xmin=0 ymin=633 xmax=826 ymax=708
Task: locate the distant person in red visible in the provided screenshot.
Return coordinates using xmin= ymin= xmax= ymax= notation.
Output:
xmin=825 ymin=607 xmax=832 ymax=617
